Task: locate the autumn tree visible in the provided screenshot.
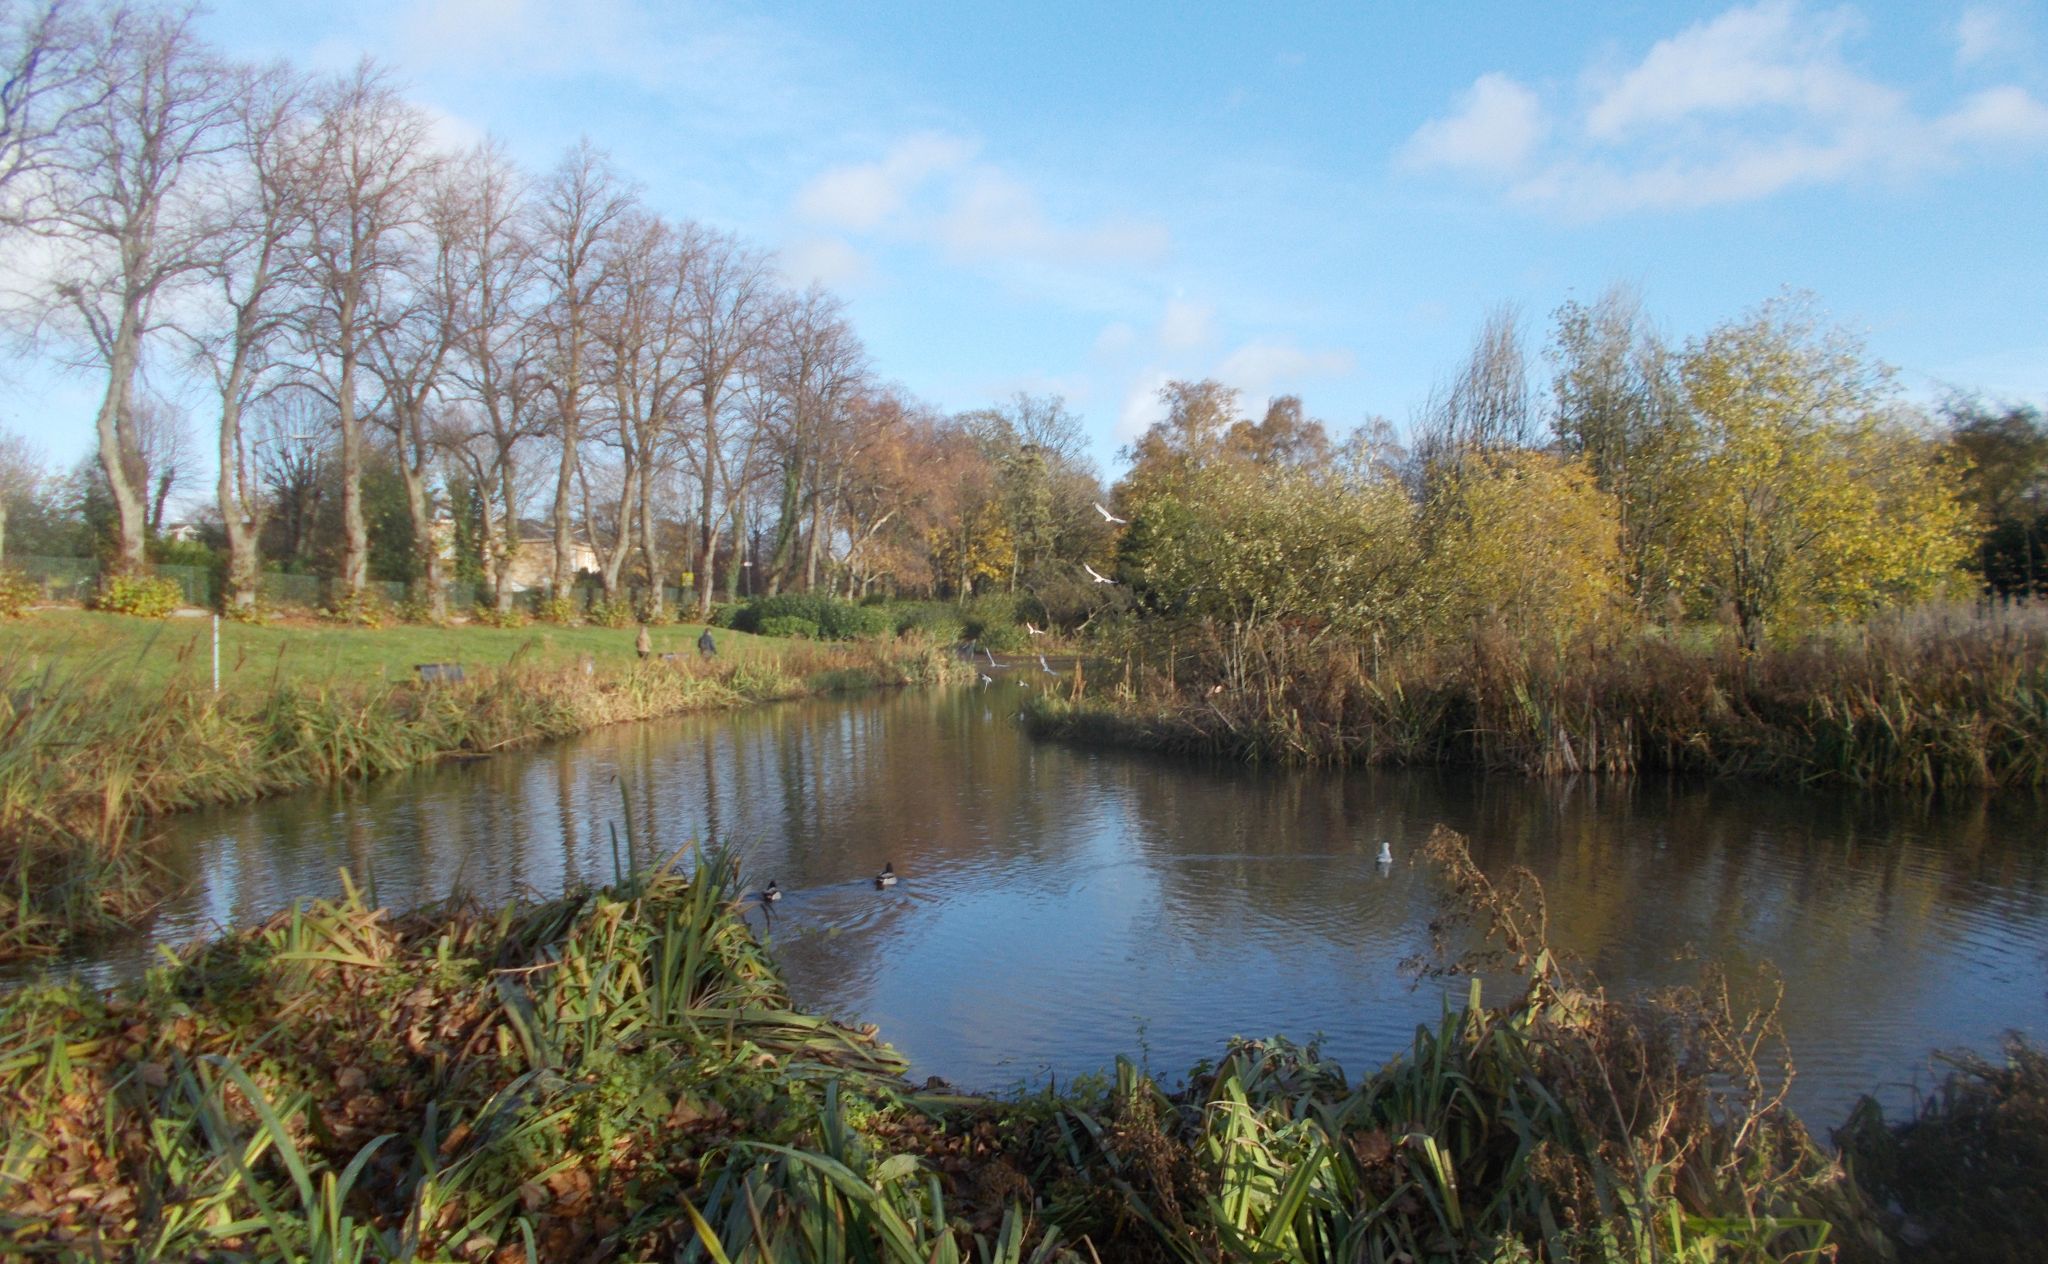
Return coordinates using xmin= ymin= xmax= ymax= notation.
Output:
xmin=1945 ymin=397 xmax=2048 ymax=597
xmin=1412 ymin=303 xmax=1535 ymax=479
xmin=1419 ymin=451 xmax=1623 ymax=640
xmin=679 ymin=228 xmax=775 ymax=614
xmin=1549 ymin=284 xmax=1694 ymax=615
xmin=1674 ymin=299 xmax=1970 ymax=647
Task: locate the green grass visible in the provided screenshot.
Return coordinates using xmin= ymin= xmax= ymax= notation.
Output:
xmin=0 ymin=609 xmax=790 ymax=694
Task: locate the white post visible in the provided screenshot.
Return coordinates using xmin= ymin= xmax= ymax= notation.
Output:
xmin=212 ymin=614 xmax=220 ymax=693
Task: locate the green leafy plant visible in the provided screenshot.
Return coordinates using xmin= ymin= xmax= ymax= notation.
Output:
xmin=758 ymin=615 xmax=820 ymax=640
xmin=535 ymin=594 xmax=578 ymax=625
xmin=587 ymin=597 xmax=634 ymax=629
xmin=93 ymin=574 xmax=184 ymax=619
xmin=0 ymin=568 xmax=37 ymax=619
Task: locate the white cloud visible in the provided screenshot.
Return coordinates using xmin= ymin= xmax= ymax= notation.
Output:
xmin=1157 ymin=298 xmax=1215 ymax=351
xmin=1400 ymin=0 xmax=2048 ymax=217
xmin=1582 ymin=2 xmax=1894 ymax=140
xmin=1400 ymin=72 xmax=1547 ymax=175
xmin=1116 ymin=369 xmax=1174 ymax=440
xmin=791 ymin=134 xmax=1170 ymax=272
xmin=779 ymin=236 xmax=871 ymax=288
xmin=1937 ymin=85 xmax=2048 ymax=146
xmin=1955 ymin=5 xmax=2033 ymax=67
xmin=793 ymin=132 xmax=977 ymax=231
xmin=1214 ymin=339 xmax=1354 ymax=393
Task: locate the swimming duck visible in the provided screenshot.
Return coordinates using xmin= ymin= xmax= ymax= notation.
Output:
xmin=762 ymin=880 xmax=782 ymax=903
xmin=875 ymin=863 xmax=898 ymax=889
xmin=1376 ymin=841 xmax=1393 ymax=865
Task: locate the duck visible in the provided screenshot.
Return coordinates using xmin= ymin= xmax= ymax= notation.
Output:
xmin=762 ymin=880 xmax=782 ymax=903
xmin=1376 ymin=841 xmax=1394 ymax=865
xmin=874 ymin=863 xmax=898 ymax=889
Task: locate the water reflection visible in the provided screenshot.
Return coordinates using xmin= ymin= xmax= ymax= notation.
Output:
xmin=70 ymin=682 xmax=2048 ymax=1121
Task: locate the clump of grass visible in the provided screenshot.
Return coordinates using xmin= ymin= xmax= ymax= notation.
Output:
xmin=1028 ymin=610 xmax=2048 ymax=790
xmin=1834 ymin=1035 xmax=2048 ymax=1263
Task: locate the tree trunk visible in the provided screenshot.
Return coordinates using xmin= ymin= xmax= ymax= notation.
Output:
xmin=552 ymin=431 xmax=578 ymax=595
xmin=399 ymin=456 xmax=445 ymax=620
xmin=92 ymin=310 xmax=150 ymax=577
xmin=694 ymin=404 xmax=718 ymax=616
xmin=724 ymin=496 xmax=745 ymax=601
xmin=766 ymin=459 xmax=802 ymax=595
xmin=495 ymin=461 xmax=519 ymax=611
xmin=636 ymin=455 xmax=662 ymax=618
xmin=337 ymin=344 xmax=368 ymax=597
xmin=217 ymin=392 xmax=260 ymax=611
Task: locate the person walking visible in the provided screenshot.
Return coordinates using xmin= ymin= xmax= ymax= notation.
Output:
xmin=636 ymin=625 xmax=652 ymax=660
xmin=698 ymin=628 xmax=717 ymax=659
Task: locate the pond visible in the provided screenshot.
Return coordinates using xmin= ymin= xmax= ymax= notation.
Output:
xmin=85 ymin=680 xmax=2048 ymax=1122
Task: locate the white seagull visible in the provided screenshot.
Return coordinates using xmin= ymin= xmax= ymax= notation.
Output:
xmin=1039 ymin=653 xmax=1056 ymax=675
xmin=980 ymin=673 xmax=993 ymax=686
xmin=1376 ymin=841 xmax=1393 ymax=865
xmin=1025 ymin=622 xmax=1045 ymax=637
xmin=1093 ymin=502 xmax=1127 ymax=524
xmin=1083 ymin=563 xmax=1116 ymax=584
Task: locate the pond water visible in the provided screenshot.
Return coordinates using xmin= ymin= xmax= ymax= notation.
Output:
xmin=76 ymin=681 xmax=2048 ymax=1123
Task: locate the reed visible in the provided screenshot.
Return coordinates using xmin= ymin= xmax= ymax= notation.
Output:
xmin=0 ymin=635 xmax=971 ymax=961
xmin=1026 ymin=608 xmax=2048 ymax=790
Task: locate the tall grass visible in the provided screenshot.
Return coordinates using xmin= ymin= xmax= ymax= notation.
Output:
xmin=1026 ymin=608 xmax=2048 ymax=790
xmin=0 ymin=635 xmax=971 ymax=961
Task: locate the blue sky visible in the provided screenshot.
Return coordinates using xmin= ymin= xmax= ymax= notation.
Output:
xmin=5 ymin=0 xmax=2045 ymax=479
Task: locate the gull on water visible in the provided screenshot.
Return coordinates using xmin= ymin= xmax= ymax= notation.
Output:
xmin=1376 ymin=841 xmax=1393 ymax=865
xmin=762 ymin=880 xmax=782 ymax=903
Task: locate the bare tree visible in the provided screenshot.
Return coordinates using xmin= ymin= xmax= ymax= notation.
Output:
xmin=442 ymin=139 xmax=541 ymax=611
xmin=0 ymin=0 xmax=102 ymax=233
xmin=534 ymin=139 xmax=635 ymax=595
xmin=130 ymin=389 xmax=192 ymax=530
xmin=760 ymin=284 xmax=866 ymax=594
xmin=249 ymin=389 xmax=325 ymax=569
xmin=365 ymin=159 xmax=468 ymax=619
xmin=296 ymin=62 xmax=433 ymax=599
xmin=186 ymin=60 xmax=312 ymax=609
xmin=43 ymin=3 xmax=234 ymax=574
xmin=1412 ymin=303 xmax=1535 ymax=476
xmin=679 ymin=228 xmax=776 ymax=615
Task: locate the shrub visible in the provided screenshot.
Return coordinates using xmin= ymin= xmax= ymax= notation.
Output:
xmin=394 ymin=593 xmax=445 ymax=626
xmin=0 ymin=569 xmax=36 ymax=619
xmin=706 ymin=602 xmax=744 ymax=629
xmin=891 ymin=601 xmax=965 ymax=643
xmin=220 ymin=598 xmax=271 ymax=626
xmin=93 ymin=574 xmax=183 ymax=619
xmin=757 ymin=615 xmax=820 ymax=639
xmin=322 ymin=590 xmax=388 ymax=628
xmin=732 ymin=593 xmax=891 ymax=640
xmin=535 ymin=594 xmax=578 ymax=625
xmin=468 ymin=602 xmax=526 ymax=629
xmin=960 ymin=594 xmax=1031 ymax=651
xmin=587 ymin=597 xmax=634 ymax=629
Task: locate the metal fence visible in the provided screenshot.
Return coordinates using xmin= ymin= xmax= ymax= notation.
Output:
xmin=4 ymin=555 xmax=702 ymax=618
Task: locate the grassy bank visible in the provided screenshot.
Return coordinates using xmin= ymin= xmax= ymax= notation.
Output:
xmin=1025 ymin=610 xmax=2048 ymax=791
xmin=0 ymin=609 xmax=796 ymax=694
xmin=0 ymin=621 xmax=966 ymax=961
xmin=2 ymin=826 xmax=2032 ymax=1262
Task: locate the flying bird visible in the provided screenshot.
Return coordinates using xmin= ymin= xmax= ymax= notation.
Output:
xmin=1039 ymin=653 xmax=1056 ymax=675
xmin=1025 ymin=622 xmax=1045 ymax=637
xmin=1094 ymin=502 xmax=1127 ymax=524
xmin=1083 ymin=563 xmax=1116 ymax=584
xmin=980 ymin=673 xmax=993 ymax=686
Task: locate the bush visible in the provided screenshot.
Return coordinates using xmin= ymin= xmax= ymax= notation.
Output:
xmin=322 ymin=590 xmax=389 ymax=629
xmin=0 ymin=569 xmax=36 ymax=619
xmin=705 ymin=602 xmax=744 ymax=629
xmin=394 ymin=593 xmax=444 ymax=626
xmin=757 ymin=615 xmax=820 ymax=639
xmin=471 ymin=602 xmax=527 ymax=629
xmin=535 ymin=594 xmax=577 ymax=625
xmin=891 ymin=601 xmax=966 ymax=643
xmin=960 ymin=594 xmax=1032 ymax=651
xmin=587 ymin=597 xmax=634 ymax=629
xmin=93 ymin=574 xmax=183 ymax=619
xmin=732 ymin=594 xmax=891 ymax=640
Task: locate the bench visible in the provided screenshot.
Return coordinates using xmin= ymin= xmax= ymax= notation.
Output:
xmin=414 ymin=662 xmax=466 ymax=684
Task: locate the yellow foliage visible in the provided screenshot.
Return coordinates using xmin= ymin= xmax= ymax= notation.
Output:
xmin=1423 ymin=451 xmax=1624 ymax=639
